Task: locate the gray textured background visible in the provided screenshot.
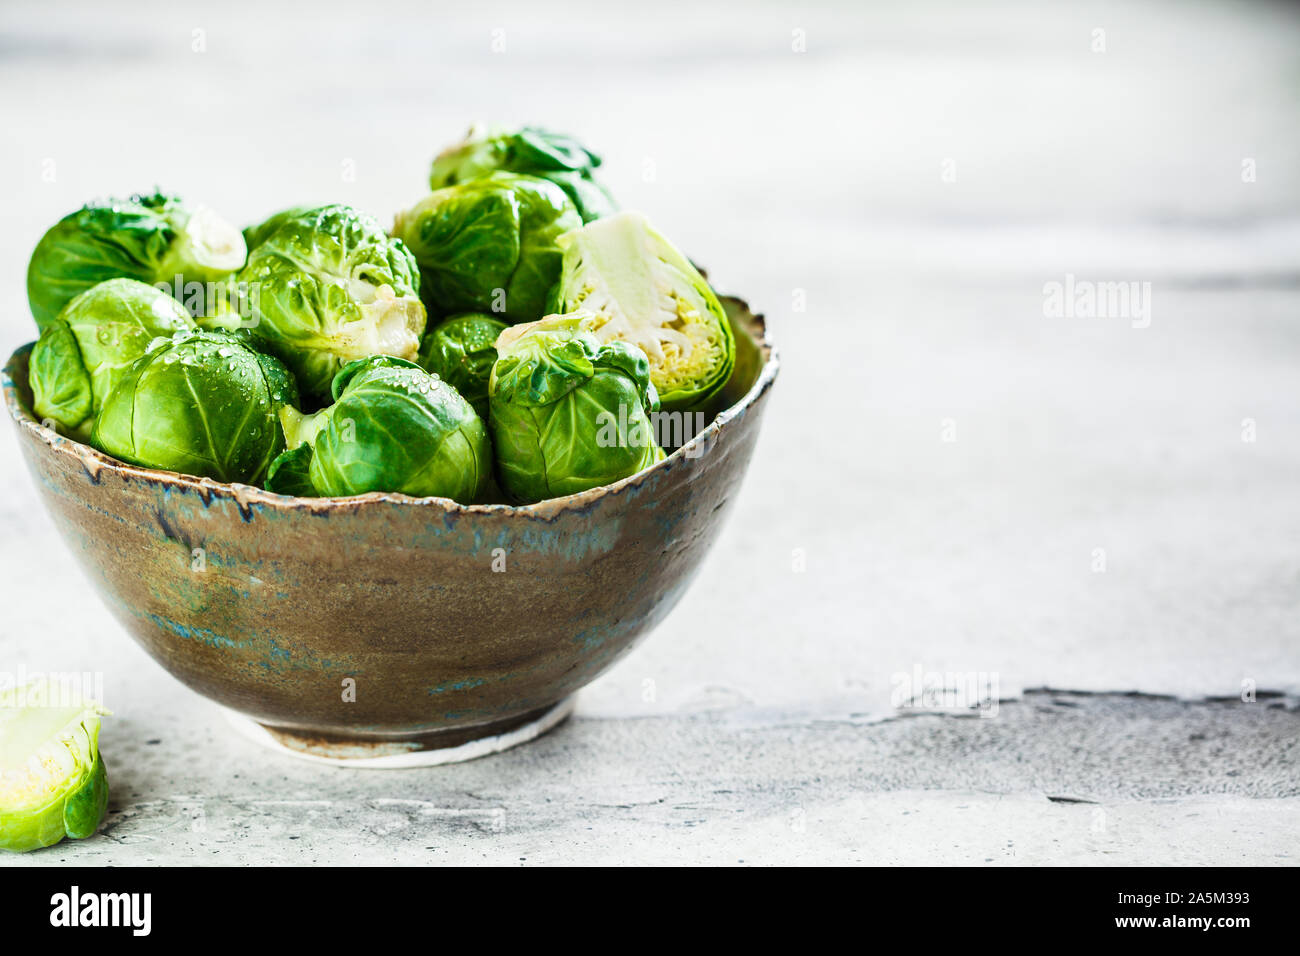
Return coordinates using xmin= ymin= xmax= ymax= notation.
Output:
xmin=1 ymin=0 xmax=1297 ymax=865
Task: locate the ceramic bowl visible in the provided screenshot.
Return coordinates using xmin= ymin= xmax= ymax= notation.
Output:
xmin=4 ymin=296 xmax=778 ymax=763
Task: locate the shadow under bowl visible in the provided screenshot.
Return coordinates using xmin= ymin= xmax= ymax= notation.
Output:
xmin=3 ymin=296 xmax=778 ymax=763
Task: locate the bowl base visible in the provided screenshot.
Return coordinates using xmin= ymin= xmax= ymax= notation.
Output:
xmin=222 ymin=697 xmax=576 ymax=768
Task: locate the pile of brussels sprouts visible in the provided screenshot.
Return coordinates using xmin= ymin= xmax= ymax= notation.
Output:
xmin=24 ymin=125 xmax=737 ymax=504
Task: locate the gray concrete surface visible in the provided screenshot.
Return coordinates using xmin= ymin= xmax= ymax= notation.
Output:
xmin=9 ymin=691 xmax=1299 ymax=865
xmin=1 ymin=0 xmax=1298 ymax=865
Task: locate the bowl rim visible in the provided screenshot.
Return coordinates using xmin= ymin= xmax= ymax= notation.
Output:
xmin=4 ymin=295 xmax=779 ymax=518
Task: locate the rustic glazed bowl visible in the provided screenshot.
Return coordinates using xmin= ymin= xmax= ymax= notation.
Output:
xmin=4 ymin=296 xmax=777 ymax=763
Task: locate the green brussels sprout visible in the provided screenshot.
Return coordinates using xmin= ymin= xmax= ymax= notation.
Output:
xmin=264 ymin=443 xmax=316 ymax=497
xmin=553 ymin=211 xmax=735 ymax=413
xmin=489 ymin=312 xmax=664 ymax=503
xmin=417 ymin=313 xmax=508 ymax=421
xmin=241 ymin=204 xmax=317 ymax=251
xmin=29 ymin=279 xmax=196 ymax=440
xmin=267 ymin=355 xmax=490 ymax=501
xmin=431 ymin=124 xmax=617 ymax=223
xmin=0 ymin=679 xmax=109 ymax=854
xmin=194 ymin=290 xmax=255 ymax=339
xmin=237 ymin=204 xmax=427 ymax=402
xmin=27 ymin=191 xmax=246 ymax=329
xmin=91 ymin=329 xmax=298 ymax=484
xmin=393 ymin=173 xmax=582 ymax=325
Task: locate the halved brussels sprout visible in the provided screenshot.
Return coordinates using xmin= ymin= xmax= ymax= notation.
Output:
xmin=489 ymin=312 xmax=664 ymax=503
xmin=267 ymin=355 xmax=490 ymax=502
xmin=393 ymin=173 xmax=581 ymax=325
xmin=29 ymin=279 xmax=196 ymax=440
xmin=417 ymin=313 xmax=508 ymax=421
xmin=553 ymin=211 xmax=735 ymax=413
xmin=238 ymin=204 xmax=426 ymax=402
xmin=91 ymin=329 xmax=298 ymax=484
xmin=0 ymin=679 xmax=109 ymax=854
xmin=431 ymin=125 xmax=617 ymax=223
xmin=27 ymin=191 xmax=246 ymax=329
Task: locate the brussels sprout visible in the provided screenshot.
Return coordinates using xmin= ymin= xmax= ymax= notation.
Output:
xmin=194 ymin=291 xmax=255 ymax=340
xmin=431 ymin=125 xmax=617 ymax=223
xmin=241 ymin=205 xmax=317 ymax=251
xmin=267 ymin=355 xmax=490 ymax=501
xmin=489 ymin=312 xmax=664 ymax=503
xmin=393 ymin=174 xmax=581 ymax=325
xmin=29 ymin=279 xmax=196 ymax=440
xmin=91 ymin=329 xmax=298 ymax=484
xmin=0 ymin=679 xmax=108 ymax=854
xmin=27 ymin=191 xmax=246 ymax=329
xmin=417 ymin=313 xmax=508 ymax=421
xmin=264 ymin=443 xmax=316 ymax=497
xmin=237 ymin=204 xmax=427 ymax=402
xmin=553 ymin=211 xmax=735 ymax=413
